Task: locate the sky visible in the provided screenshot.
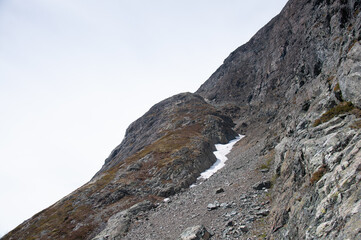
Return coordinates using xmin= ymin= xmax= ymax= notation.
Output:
xmin=0 ymin=0 xmax=288 ymax=236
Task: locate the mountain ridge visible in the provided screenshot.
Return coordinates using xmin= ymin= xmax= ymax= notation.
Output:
xmin=3 ymin=0 xmax=361 ymax=239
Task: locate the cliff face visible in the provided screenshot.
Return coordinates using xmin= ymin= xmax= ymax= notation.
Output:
xmin=197 ymin=0 xmax=361 ymax=129
xmin=196 ymin=0 xmax=361 ymax=238
xmin=3 ymin=0 xmax=361 ymax=239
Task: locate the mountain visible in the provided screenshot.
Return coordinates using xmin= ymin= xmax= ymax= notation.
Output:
xmin=3 ymin=0 xmax=361 ymax=239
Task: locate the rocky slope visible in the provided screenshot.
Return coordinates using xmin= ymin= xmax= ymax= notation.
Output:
xmin=3 ymin=0 xmax=361 ymax=239
xmin=2 ymin=93 xmax=237 ymax=240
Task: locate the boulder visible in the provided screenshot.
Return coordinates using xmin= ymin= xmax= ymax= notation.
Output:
xmin=92 ymin=201 xmax=155 ymax=240
xmin=252 ymin=181 xmax=272 ymax=190
xmin=256 ymin=209 xmax=270 ymax=217
xmin=178 ymin=225 xmax=212 ymax=240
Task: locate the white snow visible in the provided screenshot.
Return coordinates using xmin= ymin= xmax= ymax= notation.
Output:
xmin=191 ymin=134 xmax=244 ymax=187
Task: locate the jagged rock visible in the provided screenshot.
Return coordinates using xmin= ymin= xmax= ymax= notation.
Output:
xmin=178 ymin=225 xmax=212 ymax=240
xmin=252 ymin=181 xmax=271 ymax=190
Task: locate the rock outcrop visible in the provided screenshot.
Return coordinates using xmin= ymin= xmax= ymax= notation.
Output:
xmin=2 ymin=0 xmax=361 ymax=239
xmin=271 ymin=113 xmax=361 ymax=239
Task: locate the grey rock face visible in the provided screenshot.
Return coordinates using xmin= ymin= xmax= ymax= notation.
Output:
xmin=339 ymin=41 xmax=361 ymax=108
xmin=196 ymin=0 xmax=361 ymax=136
xmin=271 ymin=113 xmax=361 ymax=239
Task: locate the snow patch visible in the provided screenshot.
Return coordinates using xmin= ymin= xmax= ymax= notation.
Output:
xmin=191 ymin=134 xmax=244 ymax=187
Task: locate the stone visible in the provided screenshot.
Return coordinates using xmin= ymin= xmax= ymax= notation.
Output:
xmin=240 ymin=194 xmax=248 ymax=200
xmin=207 ymin=203 xmax=218 ymax=211
xmin=178 ymin=225 xmax=211 ymax=240
xmin=126 ymin=162 xmax=142 ymax=172
xmin=239 ymin=225 xmax=249 ymax=233
xmin=215 ymin=188 xmax=225 ymax=194
xmin=226 ymin=221 xmax=234 ymax=227
xmin=246 ymin=216 xmax=256 ymax=222
xmin=316 ymin=221 xmax=332 ymax=237
xmin=256 ymin=209 xmax=270 ymax=217
xmin=252 ymin=181 xmax=272 ymax=190
xmin=220 ymin=203 xmax=231 ymax=209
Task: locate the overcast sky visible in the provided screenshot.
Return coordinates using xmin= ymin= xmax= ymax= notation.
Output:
xmin=0 ymin=0 xmax=288 ymax=236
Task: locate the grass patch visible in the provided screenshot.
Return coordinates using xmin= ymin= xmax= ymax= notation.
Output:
xmin=5 ymin=196 xmax=96 ymax=240
xmin=313 ymin=102 xmax=354 ymax=127
xmin=259 ymin=150 xmax=275 ymax=170
xmin=270 ymin=174 xmax=279 ymax=187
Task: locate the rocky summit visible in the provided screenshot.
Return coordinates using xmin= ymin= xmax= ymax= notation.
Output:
xmin=3 ymin=0 xmax=361 ymax=239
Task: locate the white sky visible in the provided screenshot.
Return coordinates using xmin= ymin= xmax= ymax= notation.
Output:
xmin=0 ymin=0 xmax=288 ymax=236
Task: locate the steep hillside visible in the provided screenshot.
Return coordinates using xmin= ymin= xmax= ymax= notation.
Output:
xmin=2 ymin=93 xmax=237 ymax=240
xmin=3 ymin=0 xmax=361 ymax=239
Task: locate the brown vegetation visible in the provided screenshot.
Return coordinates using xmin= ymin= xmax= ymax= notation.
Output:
xmin=313 ymin=102 xmax=354 ymax=127
xmin=310 ymin=164 xmax=327 ymax=185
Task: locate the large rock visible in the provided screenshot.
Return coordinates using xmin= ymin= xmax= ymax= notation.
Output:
xmin=252 ymin=181 xmax=272 ymax=190
xmin=92 ymin=201 xmax=155 ymax=240
xmin=178 ymin=225 xmax=212 ymax=240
